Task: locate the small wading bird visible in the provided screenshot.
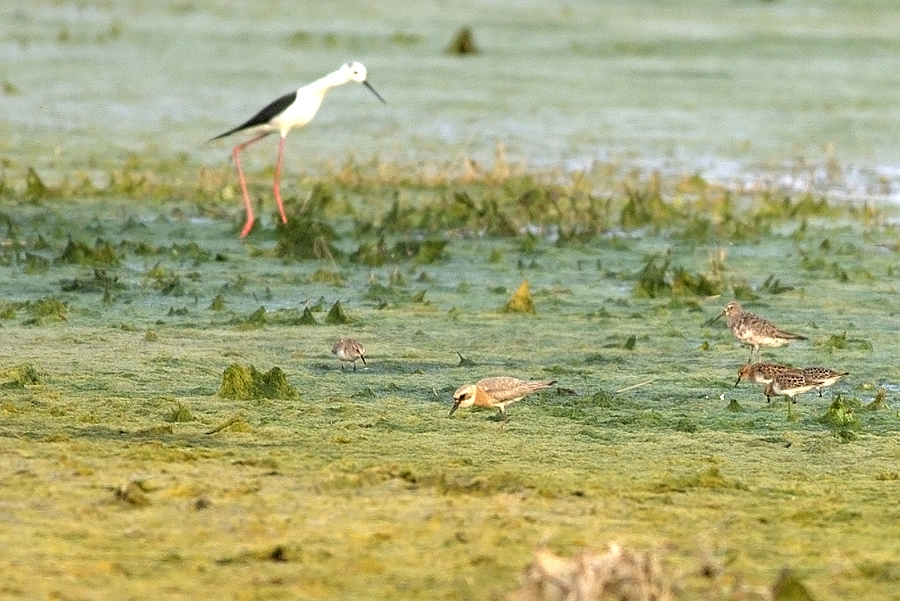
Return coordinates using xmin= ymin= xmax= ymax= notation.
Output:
xmin=763 ymin=371 xmax=826 ymax=419
xmin=706 ymin=302 xmax=806 ymax=362
xmin=449 ymin=377 xmax=556 ymax=430
xmin=211 ymin=62 xmax=385 ymax=238
xmin=331 ymin=338 xmax=367 ymax=371
xmin=734 ymin=362 xmax=799 ymax=388
xmin=799 ymin=366 xmax=849 ymax=397
xmin=764 ymin=371 xmax=823 ymax=404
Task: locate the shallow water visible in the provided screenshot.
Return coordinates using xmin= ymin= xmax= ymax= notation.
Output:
xmin=3 ymin=3 xmax=900 ymax=600
xmin=3 ymin=0 xmax=900 ymax=197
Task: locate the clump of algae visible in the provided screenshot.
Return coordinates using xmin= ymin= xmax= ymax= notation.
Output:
xmin=446 ymin=26 xmax=478 ymax=55
xmin=1 ymin=364 xmax=41 ymax=388
xmin=819 ymin=396 xmax=860 ymax=430
xmin=501 ymin=280 xmax=535 ymax=314
xmin=298 ymin=306 xmax=318 ymax=325
xmin=325 ymin=300 xmax=352 ymax=324
xmin=218 ymin=364 xmax=300 ymax=400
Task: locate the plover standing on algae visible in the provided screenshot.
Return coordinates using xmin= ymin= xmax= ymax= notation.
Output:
xmin=449 ymin=376 xmax=556 ymax=429
xmin=707 ymin=302 xmax=806 ymax=361
xmin=801 ymin=366 xmax=849 ymax=397
xmin=331 ymin=338 xmax=367 ymax=371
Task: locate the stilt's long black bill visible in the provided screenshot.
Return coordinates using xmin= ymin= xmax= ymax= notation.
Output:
xmin=363 ymin=80 xmax=386 ymax=104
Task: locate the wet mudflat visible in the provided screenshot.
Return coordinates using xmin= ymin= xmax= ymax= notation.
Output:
xmin=4 ymin=0 xmax=900 ymax=598
xmin=2 ymin=160 xmax=900 ymax=600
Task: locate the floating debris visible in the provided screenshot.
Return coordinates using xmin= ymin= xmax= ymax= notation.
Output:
xmin=510 ymin=543 xmax=672 ymax=601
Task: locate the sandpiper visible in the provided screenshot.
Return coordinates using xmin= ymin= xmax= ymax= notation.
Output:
xmin=734 ymin=362 xmax=800 ymax=388
xmin=331 ymin=338 xmax=366 ymax=371
xmin=763 ymin=371 xmax=823 ymax=404
xmin=707 ymin=302 xmax=806 ymax=361
xmin=801 ymin=366 xmax=849 ymax=397
xmin=449 ymin=376 xmax=556 ymax=428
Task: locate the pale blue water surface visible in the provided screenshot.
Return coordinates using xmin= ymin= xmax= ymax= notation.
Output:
xmin=2 ymin=0 xmax=900 ymax=199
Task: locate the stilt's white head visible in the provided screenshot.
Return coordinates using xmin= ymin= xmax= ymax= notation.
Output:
xmin=342 ymin=61 xmax=368 ymax=83
xmin=339 ymin=61 xmax=386 ymax=103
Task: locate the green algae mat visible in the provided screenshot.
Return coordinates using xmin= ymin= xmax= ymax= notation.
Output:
xmin=1 ymin=162 xmax=899 ymax=600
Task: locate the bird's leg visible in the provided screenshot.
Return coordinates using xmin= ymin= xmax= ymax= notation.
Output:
xmin=232 ymin=134 xmax=268 ymax=238
xmin=497 ymin=407 xmax=509 ymax=431
xmin=272 ymin=135 xmax=288 ymax=225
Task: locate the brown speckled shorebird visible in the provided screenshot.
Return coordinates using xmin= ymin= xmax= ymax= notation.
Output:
xmin=800 ymin=366 xmax=849 ymax=397
xmin=707 ymin=302 xmax=807 ymax=361
xmin=449 ymin=376 xmax=556 ymax=429
xmin=331 ymin=338 xmax=366 ymax=371
xmin=764 ymin=371 xmax=825 ymax=418
xmin=734 ymin=362 xmax=800 ymax=388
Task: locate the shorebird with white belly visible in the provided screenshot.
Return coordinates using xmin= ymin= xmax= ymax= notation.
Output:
xmin=449 ymin=376 xmax=556 ymax=429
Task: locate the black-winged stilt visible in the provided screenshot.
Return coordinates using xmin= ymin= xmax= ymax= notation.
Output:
xmin=211 ymin=61 xmax=385 ymax=238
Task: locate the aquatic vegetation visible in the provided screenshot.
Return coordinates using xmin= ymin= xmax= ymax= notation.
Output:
xmin=207 ymin=294 xmax=226 ymax=311
xmin=500 ymin=280 xmax=536 ymax=314
xmin=239 ymin=306 xmax=267 ymax=329
xmin=274 ymin=215 xmax=341 ymax=261
xmin=23 ymin=297 xmax=67 ymax=324
xmin=57 ymin=238 xmax=121 ymax=267
xmin=1 ymin=364 xmax=41 ymax=388
xmin=325 ymin=300 xmax=352 ymax=324
xmin=865 ymin=388 xmax=889 ymax=411
xmin=217 ymin=364 xmax=300 ymax=400
xmin=2 ymin=155 xmax=900 ymax=601
xmin=634 ymin=251 xmax=721 ymax=298
xmin=166 ymin=399 xmax=193 ymax=422
xmin=619 ymin=174 xmax=676 ymax=230
xmin=814 ymin=331 xmax=873 ymax=351
xmin=298 ymin=306 xmax=318 ymax=324
xmin=446 ymin=26 xmax=478 ymax=55
xmin=819 ymin=396 xmax=861 ymax=431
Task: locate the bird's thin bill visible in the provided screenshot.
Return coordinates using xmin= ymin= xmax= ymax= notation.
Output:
xmin=702 ymin=312 xmax=724 ymax=327
xmin=448 ymin=402 xmax=460 ymax=417
xmin=363 ymin=80 xmax=386 ymax=104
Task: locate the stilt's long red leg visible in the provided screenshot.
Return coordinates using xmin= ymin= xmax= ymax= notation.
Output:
xmin=231 ymin=133 xmax=268 ymax=238
xmin=272 ymin=135 xmax=288 ymax=225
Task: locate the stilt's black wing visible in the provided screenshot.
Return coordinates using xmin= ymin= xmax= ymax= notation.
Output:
xmin=210 ymin=90 xmax=297 ymax=140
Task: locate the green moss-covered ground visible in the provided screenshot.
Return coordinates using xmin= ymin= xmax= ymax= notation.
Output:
xmin=1 ymin=159 xmax=899 ymax=600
